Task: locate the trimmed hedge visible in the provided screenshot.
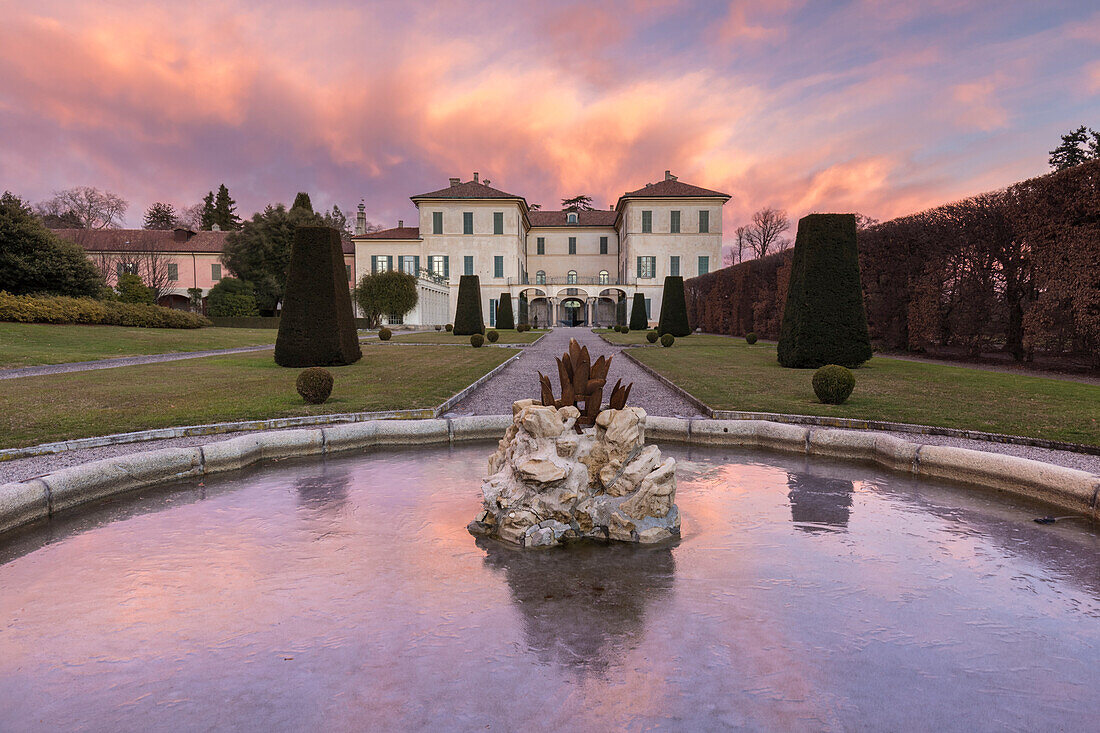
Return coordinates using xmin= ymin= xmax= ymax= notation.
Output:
xmin=470 ymin=333 xmax=485 ymax=347
xmin=518 ymin=294 xmax=529 ymax=326
xmin=275 ymin=226 xmax=362 ymax=367
xmin=496 ymin=293 xmax=514 ymax=330
xmin=657 ymin=276 xmax=690 ymax=337
xmin=646 ymin=331 xmax=658 ymax=343
xmin=207 ymin=277 xmax=259 ymax=317
xmin=812 ymin=364 xmax=856 ymax=404
xmin=629 ymin=292 xmax=648 ymax=330
xmin=777 ymin=214 xmax=872 ymax=368
xmin=0 ymin=291 xmax=211 ymax=328
xmin=453 ymin=275 xmax=484 ymax=335
xmin=660 ymin=333 xmax=675 ymax=347
xmin=746 ymin=332 xmax=757 ymax=344
xmin=616 ymin=297 xmax=627 ymax=327
xmin=296 ymin=367 xmax=334 ymax=404
xmin=486 ymin=329 xmax=499 ymax=343
xmin=379 ymin=327 xmax=392 ymax=341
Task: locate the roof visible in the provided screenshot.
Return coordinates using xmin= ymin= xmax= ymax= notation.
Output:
xmin=356 ymin=226 xmax=421 ymax=240
xmin=54 ymin=228 xmax=355 ymax=254
xmin=619 ymin=178 xmax=731 ymax=201
xmin=527 ymin=210 xmax=617 ymax=227
xmin=411 ymin=179 xmax=525 ymax=201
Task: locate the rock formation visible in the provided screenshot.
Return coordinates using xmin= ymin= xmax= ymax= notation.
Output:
xmin=467 ymin=399 xmax=681 ymax=548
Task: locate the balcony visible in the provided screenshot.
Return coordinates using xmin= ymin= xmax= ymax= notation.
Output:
xmin=508 ymin=276 xmax=629 ymax=287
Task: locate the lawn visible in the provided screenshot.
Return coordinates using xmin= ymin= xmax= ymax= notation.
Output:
xmin=0 ymin=323 xmax=281 ymax=368
xmin=390 ymin=329 xmax=548 ymax=344
xmin=0 ymin=346 xmax=512 ymax=449
xmin=630 ymin=338 xmax=1100 ymax=446
xmin=594 ymin=328 xmax=657 ymax=345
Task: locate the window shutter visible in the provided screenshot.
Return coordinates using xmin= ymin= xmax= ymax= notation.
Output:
xmin=371 ymin=255 xmax=377 ymax=274
xmin=387 ymin=255 xmax=394 ymax=271
xmin=116 ymin=263 xmax=123 ymax=279
xmin=414 ymin=256 xmax=420 ymax=276
xmin=443 ymin=256 xmax=449 ymax=278
xmin=636 ymin=256 xmax=642 ymax=278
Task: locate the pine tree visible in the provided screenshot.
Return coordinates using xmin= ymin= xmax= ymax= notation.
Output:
xmin=561 ymin=195 xmax=594 ymax=212
xmin=291 ymin=192 xmax=313 ymax=214
xmin=1049 ymin=126 xmax=1091 ymax=171
xmin=1089 ymin=129 xmax=1100 ymax=160
xmin=213 ymin=184 xmax=241 ymax=230
xmin=143 ymin=202 xmax=177 ymax=230
xmin=200 ymin=191 xmax=216 ymax=230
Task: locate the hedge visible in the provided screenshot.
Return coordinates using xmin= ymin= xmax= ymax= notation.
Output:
xmin=0 ymin=291 xmax=211 ymax=328
xmin=657 ymin=276 xmax=691 ymax=337
xmin=453 ymin=275 xmax=484 ymax=335
xmin=629 ymin=292 xmax=648 ymax=330
xmin=496 ymin=292 xmax=514 ymax=330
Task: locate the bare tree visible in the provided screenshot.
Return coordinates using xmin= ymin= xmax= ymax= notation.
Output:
xmin=177 ymin=203 xmax=204 ymax=230
xmin=36 ymin=186 xmax=128 ymax=229
xmin=743 ymin=207 xmax=791 ymax=259
xmin=85 ymin=237 xmax=176 ymax=303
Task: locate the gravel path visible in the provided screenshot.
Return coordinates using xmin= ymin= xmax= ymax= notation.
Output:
xmin=447 ymin=328 xmax=707 ymax=418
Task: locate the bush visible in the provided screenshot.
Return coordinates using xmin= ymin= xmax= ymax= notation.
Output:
xmin=496 ymin=293 xmax=514 ymax=330
xmin=616 ymin=297 xmax=627 ymax=328
xmin=445 ymin=323 xmax=453 ymax=332
xmin=746 ymin=332 xmax=757 ymax=344
xmin=622 ymin=327 xmax=630 ymax=334
xmin=275 ymin=226 xmax=362 ymax=367
xmin=660 ymin=333 xmax=675 ymax=347
xmin=0 ymin=192 xmax=104 ymax=297
xmin=379 ymin=327 xmax=392 ymax=341
xmin=207 ymin=277 xmax=259 ymax=317
xmin=658 ymin=276 xmax=691 ymax=337
xmin=777 ymin=214 xmax=872 ymax=368
xmin=812 ymin=364 xmax=855 ymax=404
xmin=486 ymin=329 xmax=499 ymax=343
xmin=516 ymin=323 xmax=529 ymax=333
xmin=0 ymin=291 xmax=210 ymax=328
xmin=116 ymin=273 xmax=155 ymax=305
xmin=646 ymin=331 xmax=658 ymax=343
xmin=435 ymin=324 xmax=442 ymax=331
xmin=354 ymin=269 xmax=418 ymax=329
xmin=453 ymin=275 xmax=484 ymax=335
xmin=470 ymin=333 xmax=485 ymax=347
xmin=296 ymin=367 xmax=334 ymax=404
xmin=629 ymin=292 xmax=648 ymax=330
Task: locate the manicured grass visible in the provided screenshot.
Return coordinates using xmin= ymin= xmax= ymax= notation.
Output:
xmin=630 ymin=338 xmax=1100 ymax=446
xmin=595 ymin=327 xmax=665 ymax=345
xmin=390 ymin=329 xmax=548 ymax=344
xmin=0 ymin=323 xmax=280 ymax=368
xmin=0 ymin=346 xmax=512 ymax=449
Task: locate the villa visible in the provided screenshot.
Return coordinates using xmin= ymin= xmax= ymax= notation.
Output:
xmin=353 ymin=171 xmax=730 ymax=327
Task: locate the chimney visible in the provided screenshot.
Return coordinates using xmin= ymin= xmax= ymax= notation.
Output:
xmin=664 ymin=170 xmax=676 ymax=181
xmin=473 ymin=172 xmax=479 ymax=183
xmin=449 ymin=177 xmax=461 ymax=187
xmin=398 ymin=219 xmax=404 ymax=228
xmin=356 ymin=201 xmax=366 ymax=236
xmin=211 ymin=223 xmax=221 ymax=232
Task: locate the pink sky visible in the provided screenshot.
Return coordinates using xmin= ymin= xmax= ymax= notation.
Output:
xmin=1 ymin=0 xmax=1098 ymax=241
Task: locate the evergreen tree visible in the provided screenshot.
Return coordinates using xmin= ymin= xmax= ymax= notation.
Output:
xmin=453 ymin=275 xmax=485 ymax=335
xmin=212 ymin=184 xmax=241 ymax=230
xmin=1049 ymin=126 xmax=1092 ymax=171
xmin=0 ymin=191 xmax=103 ymax=297
xmin=629 ymin=292 xmax=648 ymax=330
xmin=561 ymin=194 xmax=595 ymax=212
xmin=291 ymin=192 xmax=314 ymax=214
xmin=1090 ymin=129 xmax=1100 ymax=160
xmin=143 ymin=202 xmax=178 ymax=230
xmin=657 ymin=276 xmax=691 ymax=336
xmin=323 ymin=205 xmax=352 ymax=242
xmin=616 ymin=295 xmax=627 ymax=327
xmin=200 ymin=191 xmax=216 ymax=230
xmin=496 ymin=293 xmax=514 ymax=329
xmin=353 ymin=270 xmax=418 ymax=329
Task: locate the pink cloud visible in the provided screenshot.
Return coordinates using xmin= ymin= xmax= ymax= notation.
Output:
xmin=950 ymin=78 xmax=1009 ymax=131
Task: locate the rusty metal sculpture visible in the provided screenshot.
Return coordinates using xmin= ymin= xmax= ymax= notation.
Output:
xmin=538 ymin=338 xmax=632 ymax=430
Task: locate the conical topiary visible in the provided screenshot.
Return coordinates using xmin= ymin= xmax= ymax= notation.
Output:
xmin=275 ymin=226 xmax=362 ymax=367
xmin=518 ymin=293 xmax=529 ymax=326
xmin=616 ymin=296 xmax=627 ymax=327
xmin=777 ymin=214 xmax=872 ymax=368
xmin=496 ymin=292 xmax=514 ymax=329
xmin=453 ymin=275 xmax=485 ymax=335
xmin=629 ymin=292 xmax=648 ymax=330
xmin=657 ymin=276 xmax=690 ymax=336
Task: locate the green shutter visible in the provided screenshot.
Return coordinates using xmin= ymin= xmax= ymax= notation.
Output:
xmin=636 ymin=256 xmax=642 ymax=278
xmin=414 ymin=256 xmax=420 ymax=276
xmin=433 ymin=211 xmax=442 ymax=234
xmin=443 ymin=255 xmax=450 ymax=278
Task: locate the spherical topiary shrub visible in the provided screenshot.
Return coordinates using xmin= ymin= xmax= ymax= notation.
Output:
xmin=379 ymin=327 xmax=392 ymax=341
xmin=660 ymin=333 xmax=675 ymax=347
xmin=486 ymin=329 xmax=499 ymax=343
xmin=296 ymin=367 xmax=334 ymax=404
xmin=445 ymin=323 xmax=453 ymax=332
xmin=812 ymin=364 xmax=855 ymax=404
xmin=622 ymin=327 xmax=630 ymax=335
xmin=435 ymin=324 xmax=442 ymax=331
xmin=470 ymin=333 xmax=485 ymax=348
xmin=746 ymin=332 xmax=758 ymax=345
xmin=646 ymin=331 xmax=659 ymax=343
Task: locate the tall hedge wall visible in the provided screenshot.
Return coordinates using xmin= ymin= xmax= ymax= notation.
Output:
xmin=453 ymin=275 xmax=484 ymax=335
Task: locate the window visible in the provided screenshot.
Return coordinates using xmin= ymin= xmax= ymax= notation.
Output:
xmin=567 ymin=212 xmax=577 ymax=224
xmin=493 ymin=211 xmax=504 ymax=235
xmin=536 ymin=237 xmax=545 ymax=255
xmin=167 ymin=263 xmax=178 ymax=281
xmin=388 ymin=312 xmax=404 ymax=325
xmin=670 ymin=256 xmax=680 ymax=277
xmin=641 ymin=210 xmax=652 ymax=233
xmin=671 ymin=210 xmax=680 ymax=233
xmin=645 ymin=298 xmax=652 ymax=318
xmin=432 ymin=211 xmax=443 ymax=234
xmin=600 ymin=236 xmax=608 ymax=255
xmin=372 ymin=255 xmax=391 ymax=273
xmin=567 ymin=270 xmax=578 ymax=284
xmin=490 ymin=298 xmax=497 ymax=327
xmin=430 ymin=255 xmax=448 ymax=278
xmin=698 ymin=255 xmax=709 ymax=276
xmin=699 ymin=210 xmax=710 ymax=233
xmin=636 ymin=256 xmax=656 ymax=278
xmin=211 ymin=263 xmax=222 ymax=281
xmin=599 ymin=270 xmax=609 ymax=285
xmin=536 ymin=270 xmax=546 ymax=285
xmin=345 ymin=264 xmax=352 ymax=281
xmin=402 ymin=255 xmax=418 ymax=275
xmin=494 ymin=256 xmax=504 ymax=278
xmin=463 ymin=211 xmax=473 ymax=235
xmin=116 ymin=262 xmax=137 ymax=278
xmin=568 ymin=236 xmax=576 ymax=255
xmin=464 ymin=255 xmax=474 ymax=276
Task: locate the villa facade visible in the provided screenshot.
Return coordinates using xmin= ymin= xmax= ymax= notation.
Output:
xmin=353 ymin=171 xmax=730 ymax=328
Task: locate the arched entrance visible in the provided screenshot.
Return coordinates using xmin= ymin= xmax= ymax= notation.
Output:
xmin=560 ymin=297 xmax=586 ymax=327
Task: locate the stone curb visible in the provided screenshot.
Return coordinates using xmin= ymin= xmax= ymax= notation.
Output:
xmin=2 ymin=415 xmax=1095 ymax=540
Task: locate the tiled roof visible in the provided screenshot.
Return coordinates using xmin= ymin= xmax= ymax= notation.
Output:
xmin=528 ymin=210 xmax=617 ymax=227
xmin=619 ymin=178 xmax=730 ymax=200
xmin=54 ymin=228 xmax=355 ymax=254
xmin=357 ymin=226 xmax=421 ymax=240
xmin=411 ymin=179 xmax=524 ymax=201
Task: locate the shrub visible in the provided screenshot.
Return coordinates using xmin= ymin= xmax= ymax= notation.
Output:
xmin=379 ymin=327 xmax=392 ymax=341
xmin=275 ymin=226 xmax=362 ymax=367
xmin=658 ymin=276 xmax=690 ymax=336
xmin=646 ymin=331 xmax=658 ymax=343
xmin=445 ymin=323 xmax=453 ymax=332
xmin=116 ymin=272 xmax=155 ymax=305
xmin=616 ymin=297 xmax=627 ymax=328
xmin=660 ymin=333 xmax=675 ymax=347
xmin=629 ymin=292 xmax=648 ymax=330
xmin=516 ymin=323 xmax=529 ymax=333
xmin=207 ymin=277 xmax=258 ymax=317
xmin=0 ymin=192 xmax=104 ymax=297
xmin=518 ymin=294 xmax=529 ymax=328
xmin=435 ymin=324 xmax=442 ymax=331
xmin=812 ymin=364 xmax=855 ymax=404
xmin=777 ymin=214 xmax=872 ymax=368
xmin=453 ymin=275 xmax=484 ymax=335
xmin=486 ymin=329 xmax=499 ymax=343
xmin=622 ymin=327 xmax=630 ymax=334
xmin=746 ymin=332 xmax=757 ymax=344
xmin=296 ymin=367 xmax=334 ymax=404
xmin=496 ymin=293 xmax=514 ymax=330
xmin=0 ymin=291 xmax=210 ymax=328
xmin=470 ymin=333 xmax=485 ymax=347
xmin=353 ymin=269 xmax=418 ymax=329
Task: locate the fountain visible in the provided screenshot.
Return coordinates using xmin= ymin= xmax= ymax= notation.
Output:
xmin=467 ymin=338 xmax=680 ymax=547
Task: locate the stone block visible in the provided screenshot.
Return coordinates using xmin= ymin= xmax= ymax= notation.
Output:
xmin=373 ymin=419 xmax=449 ymax=445
xmin=201 ymin=435 xmax=264 ymax=473
xmin=0 ymin=479 xmax=49 ymax=534
xmin=873 ymin=433 xmax=919 ymax=471
xmin=689 ymin=419 xmax=758 ymax=445
xmin=644 ymin=415 xmax=691 ymax=443
xmin=808 ymin=428 xmax=877 ymax=460
xmin=450 ymin=415 xmax=511 ymax=442
xmin=322 ymin=421 xmax=379 ymax=453
xmin=754 ymin=421 xmax=809 ymax=453
xmin=44 ymin=447 xmax=202 ymax=514
xmin=259 ymin=429 xmax=325 ymax=460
